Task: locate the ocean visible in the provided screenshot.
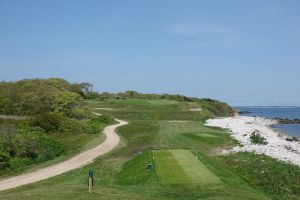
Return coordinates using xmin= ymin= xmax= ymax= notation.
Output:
xmin=235 ymin=106 xmax=300 ymax=137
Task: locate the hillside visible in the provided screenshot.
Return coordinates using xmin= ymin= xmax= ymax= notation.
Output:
xmin=1 ymin=78 xmax=299 ymax=200
xmin=0 ymin=78 xmax=234 ymax=178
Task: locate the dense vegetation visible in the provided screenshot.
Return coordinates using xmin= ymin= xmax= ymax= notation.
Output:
xmin=0 ymin=124 xmax=64 ymax=170
xmin=0 ymin=78 xmax=93 ymax=116
xmin=0 ymin=78 xmax=114 ymax=175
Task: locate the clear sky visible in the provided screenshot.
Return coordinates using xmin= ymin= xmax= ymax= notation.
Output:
xmin=1 ymin=0 xmax=300 ymax=106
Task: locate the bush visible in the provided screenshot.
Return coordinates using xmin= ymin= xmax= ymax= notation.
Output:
xmin=32 ymin=112 xmax=64 ymax=133
xmin=38 ymin=137 xmax=64 ymax=161
xmin=12 ymin=126 xmax=64 ymax=161
xmin=0 ymin=124 xmax=65 ymax=173
xmin=12 ymin=127 xmax=42 ymax=159
xmin=83 ymin=120 xmax=101 ymax=134
xmin=82 ymin=115 xmax=115 ymax=134
xmin=0 ymin=151 xmax=10 ymax=170
xmin=250 ymin=131 xmax=268 ymax=145
xmin=92 ymin=115 xmax=115 ymax=124
xmin=53 ymin=92 xmax=83 ymax=116
xmin=68 ymin=108 xmax=89 ymax=119
xmin=32 ymin=113 xmax=88 ymax=134
xmin=8 ymin=157 xmax=32 ymax=169
xmin=0 ymin=78 xmax=91 ymax=116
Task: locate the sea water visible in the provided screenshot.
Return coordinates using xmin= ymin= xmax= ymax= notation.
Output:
xmin=235 ymin=106 xmax=300 ymax=137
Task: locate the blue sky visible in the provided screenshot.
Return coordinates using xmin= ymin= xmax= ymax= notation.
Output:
xmin=1 ymin=0 xmax=300 ymax=106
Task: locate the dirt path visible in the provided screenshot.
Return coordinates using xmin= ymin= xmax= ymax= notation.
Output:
xmin=0 ymin=115 xmax=128 ymax=191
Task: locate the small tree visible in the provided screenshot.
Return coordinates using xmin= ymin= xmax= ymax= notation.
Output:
xmin=53 ymin=92 xmax=83 ymax=116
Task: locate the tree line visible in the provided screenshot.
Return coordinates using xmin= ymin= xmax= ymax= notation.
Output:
xmin=0 ymin=78 xmax=94 ymax=116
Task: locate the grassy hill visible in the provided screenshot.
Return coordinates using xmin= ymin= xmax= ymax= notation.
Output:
xmin=1 ymin=79 xmax=299 ymax=200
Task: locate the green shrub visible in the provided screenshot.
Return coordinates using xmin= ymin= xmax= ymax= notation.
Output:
xmin=12 ymin=127 xmax=44 ymax=158
xmin=32 ymin=113 xmax=88 ymax=134
xmin=92 ymin=115 xmax=114 ymax=124
xmin=0 ymin=124 xmax=65 ymax=173
xmin=0 ymin=151 xmax=10 ymax=170
xmin=55 ymin=117 xmax=82 ymax=134
xmin=38 ymin=136 xmax=64 ymax=160
xmin=12 ymin=126 xmax=64 ymax=161
xmin=0 ymin=78 xmax=92 ymax=115
xmin=53 ymin=92 xmax=83 ymax=116
xmin=250 ymin=131 xmax=268 ymax=145
xmin=68 ymin=108 xmax=89 ymax=119
xmin=31 ymin=112 xmax=89 ymax=134
xmin=32 ymin=112 xmax=64 ymax=133
xmin=83 ymin=120 xmax=101 ymax=134
xmin=82 ymin=115 xmax=115 ymax=134
xmin=8 ymin=157 xmax=32 ymax=169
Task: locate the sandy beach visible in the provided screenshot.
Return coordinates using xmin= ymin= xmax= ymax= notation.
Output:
xmin=206 ymin=116 xmax=300 ymax=167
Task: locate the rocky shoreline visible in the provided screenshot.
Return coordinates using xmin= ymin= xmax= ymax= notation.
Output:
xmin=206 ymin=116 xmax=300 ymax=167
xmin=273 ymin=118 xmax=300 ymax=124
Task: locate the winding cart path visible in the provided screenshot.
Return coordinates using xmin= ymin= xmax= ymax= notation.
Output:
xmin=0 ymin=114 xmax=127 ymax=191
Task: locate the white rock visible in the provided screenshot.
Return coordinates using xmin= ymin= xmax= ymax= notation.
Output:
xmin=205 ymin=116 xmax=300 ymax=167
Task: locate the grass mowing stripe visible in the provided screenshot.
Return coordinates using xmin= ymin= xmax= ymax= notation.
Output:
xmin=116 ymin=151 xmax=158 ymax=185
xmin=195 ymin=133 xmax=219 ymax=138
xmin=170 ymin=150 xmax=221 ymax=184
xmin=153 ymin=149 xmax=221 ymax=184
xmin=152 ymin=150 xmax=189 ymax=184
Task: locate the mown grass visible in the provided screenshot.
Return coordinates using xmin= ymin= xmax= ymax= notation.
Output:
xmin=153 ymin=149 xmax=221 ymax=184
xmin=0 ymin=99 xmax=298 ymax=199
xmin=87 ymin=99 xmax=211 ymax=121
xmin=108 ymin=99 xmax=178 ymax=106
xmin=116 ymin=151 xmax=157 ymax=185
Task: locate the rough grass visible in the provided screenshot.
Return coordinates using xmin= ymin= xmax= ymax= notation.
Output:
xmin=223 ymin=152 xmax=300 ymax=200
xmin=153 ymin=149 xmax=221 ymax=184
